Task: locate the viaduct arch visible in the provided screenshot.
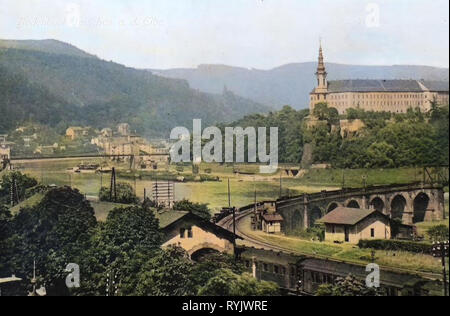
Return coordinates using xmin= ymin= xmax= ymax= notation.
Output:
xmin=276 ymin=183 xmax=445 ymax=232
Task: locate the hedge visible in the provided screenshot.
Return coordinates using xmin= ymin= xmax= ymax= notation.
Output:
xmin=358 ymin=239 xmax=432 ymax=254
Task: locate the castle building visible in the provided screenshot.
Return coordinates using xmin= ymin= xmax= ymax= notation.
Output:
xmin=310 ymin=45 xmax=449 ymax=115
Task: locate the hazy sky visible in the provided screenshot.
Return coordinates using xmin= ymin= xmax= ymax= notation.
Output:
xmin=1 ymin=0 xmax=449 ymax=69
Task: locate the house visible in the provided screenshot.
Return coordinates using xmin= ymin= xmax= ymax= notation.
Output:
xmin=100 ymin=128 xmax=113 ymax=138
xmin=117 ymin=123 xmax=130 ymax=136
xmin=318 ymin=207 xmax=391 ymax=243
xmin=156 ymin=210 xmax=241 ymax=259
xmin=66 ymin=127 xmax=90 ymax=140
xmin=261 ymin=213 xmax=284 ymax=234
xmin=0 ymin=134 xmax=7 ymax=143
xmin=0 ymin=144 xmax=11 ymax=160
xmin=33 ymin=145 xmax=55 ymax=155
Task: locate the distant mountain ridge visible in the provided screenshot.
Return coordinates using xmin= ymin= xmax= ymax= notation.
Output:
xmin=152 ymin=63 xmax=449 ymax=109
xmin=0 ymin=39 xmax=97 ymax=59
xmin=0 ymin=39 xmax=270 ymax=137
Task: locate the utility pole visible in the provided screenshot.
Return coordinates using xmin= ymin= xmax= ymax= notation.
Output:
xmin=254 ymin=180 xmax=257 ymax=214
xmin=432 ymin=241 xmax=449 ymax=296
xmin=228 ymin=178 xmax=231 ymax=208
xmin=110 ymin=167 xmax=117 ymax=202
xmin=279 ymin=172 xmax=282 ymax=198
xmin=362 ymin=175 xmax=367 ymax=190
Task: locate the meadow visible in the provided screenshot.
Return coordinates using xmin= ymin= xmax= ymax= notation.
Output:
xmin=11 ymin=159 xmax=448 ymax=212
xmin=237 ymin=216 xmax=447 ymax=275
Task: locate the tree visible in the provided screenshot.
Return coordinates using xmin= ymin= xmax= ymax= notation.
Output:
xmin=316 ymin=274 xmax=383 ymax=296
xmin=366 ymin=142 xmax=395 ymax=168
xmin=136 ymin=246 xmax=195 ymax=296
xmin=0 ymin=172 xmax=38 ymax=204
xmin=102 ymin=205 xmax=162 ymax=254
xmin=75 ymin=205 xmax=162 ymax=296
xmin=99 ymin=182 xmax=139 ymax=204
xmin=426 ymin=225 xmax=449 ymax=242
xmin=0 ymin=206 xmax=13 ymax=272
xmin=313 ymin=103 xmax=340 ymax=126
xmin=198 ymin=268 xmax=280 ymax=296
xmin=173 ymin=199 xmax=211 ymax=221
xmin=190 ymin=252 xmax=245 ymax=293
xmin=7 ymin=187 xmax=97 ymax=295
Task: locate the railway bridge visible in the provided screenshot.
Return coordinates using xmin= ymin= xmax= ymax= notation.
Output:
xmin=276 ymin=183 xmax=446 ymax=232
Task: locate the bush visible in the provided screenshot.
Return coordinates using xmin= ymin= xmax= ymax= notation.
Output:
xmin=173 ymin=199 xmax=211 ymax=221
xmin=99 ymin=182 xmax=139 ymax=204
xmin=289 ymin=224 xmax=325 ymax=241
xmin=426 ymin=225 xmax=449 ymax=242
xmin=358 ymin=239 xmax=432 ymax=254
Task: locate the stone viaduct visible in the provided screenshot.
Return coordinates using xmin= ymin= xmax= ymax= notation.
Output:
xmin=276 ymin=183 xmax=445 ymax=232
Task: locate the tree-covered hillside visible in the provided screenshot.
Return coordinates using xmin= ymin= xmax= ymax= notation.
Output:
xmin=0 ymin=65 xmax=79 ymax=131
xmin=225 ymin=104 xmax=449 ymax=168
xmin=154 ymin=63 xmax=449 ymax=109
xmin=0 ymin=42 xmax=270 ymax=137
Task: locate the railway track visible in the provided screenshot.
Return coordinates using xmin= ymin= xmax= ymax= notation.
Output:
xmin=219 ymin=209 xmax=301 ymax=254
xmin=219 ymin=209 xmax=444 ymax=281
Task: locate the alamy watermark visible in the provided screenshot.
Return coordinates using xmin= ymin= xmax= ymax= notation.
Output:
xmin=170 ymin=119 xmax=278 ymax=174
xmin=365 ymin=3 xmax=380 ymax=28
xmin=65 ymin=263 xmax=80 ymax=288
xmin=365 ymin=263 xmax=380 ymax=288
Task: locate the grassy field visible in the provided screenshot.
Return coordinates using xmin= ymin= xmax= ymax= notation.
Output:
xmin=237 ymin=215 xmax=445 ymax=274
xmin=90 ymin=201 xmax=130 ymax=221
xmin=8 ymin=158 xmax=449 ymax=274
xmin=11 ymin=160 xmax=449 ymax=213
xmin=10 ymin=193 xmax=45 ymax=214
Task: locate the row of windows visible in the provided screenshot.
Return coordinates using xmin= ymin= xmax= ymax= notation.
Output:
xmin=310 ymin=271 xmax=335 ymax=285
xmin=329 ymin=93 xmax=427 ymax=100
xmin=308 ymin=271 xmax=400 ymax=295
xmin=179 ymin=227 xmax=193 ymax=238
xmin=329 ymin=101 xmax=424 ymax=107
xmin=244 ymin=260 xmax=295 ymax=276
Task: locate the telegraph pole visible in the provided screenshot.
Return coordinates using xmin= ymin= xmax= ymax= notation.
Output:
xmin=228 ymin=178 xmax=231 ymax=208
xmin=110 ymin=167 xmax=117 ymax=202
xmin=279 ymin=172 xmax=282 ymax=198
xmin=432 ymin=241 xmax=449 ymax=296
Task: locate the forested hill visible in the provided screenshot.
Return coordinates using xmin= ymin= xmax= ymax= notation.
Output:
xmin=225 ymin=105 xmax=449 ymax=168
xmin=153 ymin=63 xmax=449 ymax=109
xmin=0 ymin=40 xmax=270 ymax=137
xmin=0 ymin=39 xmax=97 ymax=59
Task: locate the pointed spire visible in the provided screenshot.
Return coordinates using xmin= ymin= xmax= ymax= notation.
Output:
xmin=317 ymin=40 xmax=326 ymax=72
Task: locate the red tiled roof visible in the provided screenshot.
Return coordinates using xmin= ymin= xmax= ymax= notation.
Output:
xmin=318 ymin=207 xmax=386 ymax=225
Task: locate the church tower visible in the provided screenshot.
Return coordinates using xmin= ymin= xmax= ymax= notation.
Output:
xmin=309 ymin=42 xmax=329 ymax=114
xmin=316 ymin=43 xmax=328 ymax=91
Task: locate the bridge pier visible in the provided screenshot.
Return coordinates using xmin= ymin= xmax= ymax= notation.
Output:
xmin=303 ymin=195 xmax=309 ymax=229
xmin=276 ymin=184 xmax=445 ymax=232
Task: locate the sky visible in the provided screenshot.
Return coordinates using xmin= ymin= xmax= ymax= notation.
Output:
xmin=0 ymin=0 xmax=449 ymax=70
